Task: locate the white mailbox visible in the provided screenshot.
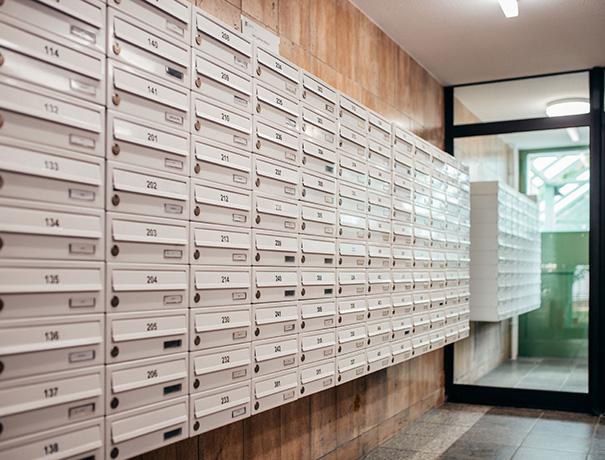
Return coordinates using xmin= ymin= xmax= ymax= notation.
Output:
xmin=336 ymin=270 xmax=368 ymax=297
xmin=336 ymin=325 xmax=367 ymax=355
xmin=299 ymin=299 xmax=336 ymax=331
xmin=301 ymin=105 xmax=337 ymax=150
xmin=393 ymin=174 xmax=413 ymax=203
xmin=252 ymin=156 xmax=299 ymax=200
xmin=107 ymin=111 xmax=190 ymax=176
xmin=392 ymin=270 xmax=414 ymax=294
xmin=107 ymin=263 xmax=188 ymax=312
xmin=338 ymin=211 xmax=366 ymax=241
xmin=253 ymin=80 xmax=300 ymax=132
xmin=107 ymin=9 xmax=190 ymax=87
xmin=412 ymin=334 xmax=431 ymax=356
xmin=366 ymin=319 xmax=392 ymax=346
xmin=254 ymin=46 xmax=300 ymax=98
xmin=367 ymin=139 xmax=391 ymax=171
xmin=192 ymin=51 xmax=252 ymax=112
xmin=299 ymin=359 xmax=335 ymax=397
xmin=337 ymin=297 xmax=368 ymax=326
xmin=106 ymin=353 xmax=188 ymax=414
xmin=367 ymin=244 xmax=391 ymax=268
xmin=338 ymin=126 xmax=367 ymax=162
xmin=338 ymin=182 xmax=367 ymax=214
xmin=106 ymin=212 xmax=189 ymax=264
xmin=0 ymin=199 xmax=104 ymax=261
xmin=253 ymin=194 xmax=299 ymax=234
xmin=107 ymin=60 xmax=189 ymax=131
xmin=430 ymin=310 xmax=446 ymax=330
xmin=338 ymin=154 xmax=367 ymax=188
xmin=413 ymin=292 xmax=431 ymax=313
xmin=0 ymin=366 xmax=103 ymax=441
xmin=106 ymin=310 xmax=188 ymax=363
xmin=392 ymin=247 xmax=413 ymax=269
xmin=192 ymin=95 xmax=252 ymax=151
xmin=393 ymin=146 xmax=414 ymax=181
xmin=392 ymin=293 xmax=414 ymax=317
xmin=338 ymin=94 xmax=368 ymax=134
xmin=337 ymin=240 xmax=367 ymax=268
xmin=252 ymin=301 xmax=299 ymax=339
xmin=368 ymin=190 xmax=391 ymax=220
xmin=252 ymin=334 xmax=299 ymax=377
xmin=190 ymin=305 xmax=251 ymax=350
xmin=430 ymin=329 xmax=446 ymax=350
xmin=190 ymin=343 xmax=251 ymax=392
xmin=105 ymin=396 xmax=188 ymax=460
xmin=191 ymin=180 xmax=251 ymax=228
xmin=0 ymin=260 xmax=104 ymax=318
xmin=367 ymin=217 xmax=391 ymax=244
xmin=192 ymin=8 xmax=252 ymax=74
xmin=367 ymin=165 xmax=391 ymax=194
xmin=367 ymin=270 xmax=391 ymax=294
xmin=391 ymin=315 xmax=413 ymax=341
xmin=367 ymin=112 xmax=391 ymax=149
xmin=392 ymin=222 xmax=413 ymax=246
xmin=367 ymin=294 xmax=392 ymax=320
xmin=251 ymin=368 xmax=298 ymax=415
xmin=444 ymin=324 xmax=459 ymax=345
xmin=191 ymin=137 xmax=251 ymax=189
xmin=300 ymin=236 xmax=336 ymax=267
xmin=366 ymin=345 xmax=392 ymax=373
xmin=413 ymin=227 xmax=432 ymax=249
xmin=300 ymin=170 xmax=336 ymax=207
xmin=191 ymin=266 xmax=250 ymax=308
xmin=189 ymin=381 xmax=250 ymax=436
xmin=413 ymin=270 xmax=431 ymax=292
xmin=253 ymin=117 xmax=300 ymax=166
xmin=0 ymin=79 xmax=104 ymax=157
xmin=0 ymin=314 xmax=103 ymax=381
xmin=301 ymin=139 xmax=336 ymax=177
xmin=106 ymin=162 xmax=189 ymax=220
xmin=300 ymin=269 xmax=336 ymax=300
xmin=191 ymin=223 xmax=250 ymax=266
xmin=252 ymin=229 xmax=298 ymax=267
xmin=413 ymin=249 xmax=431 ymax=270
xmin=458 ymin=322 xmax=470 ymax=339
xmin=336 ymin=351 xmax=366 ymax=385
xmin=412 ymin=313 xmax=431 ymax=335
xmin=300 ymin=329 xmax=336 ymax=364
xmin=252 ymin=267 xmax=299 ymax=303
xmin=300 ymin=71 xmax=337 ymax=117
xmin=391 ymin=339 xmax=413 ymax=365
xmin=300 ymin=203 xmax=337 ymax=238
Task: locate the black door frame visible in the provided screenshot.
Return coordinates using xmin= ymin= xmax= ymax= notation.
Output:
xmin=443 ymin=67 xmax=605 ymax=414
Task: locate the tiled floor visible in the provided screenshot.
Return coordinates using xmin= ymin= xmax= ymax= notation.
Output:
xmin=471 ymin=357 xmax=588 ymax=393
xmin=364 ymin=403 xmax=605 ymax=459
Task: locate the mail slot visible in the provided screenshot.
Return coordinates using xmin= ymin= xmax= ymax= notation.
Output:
xmin=391 ymin=339 xmax=412 ymax=365
xmin=251 ymin=368 xmax=298 ymax=415
xmin=337 ymin=297 xmax=368 ymax=326
xmin=300 ymin=203 xmax=336 ymax=238
xmin=107 ymin=263 xmax=188 ymax=312
xmin=367 ymin=294 xmax=392 ymax=320
xmin=0 ymin=14 xmax=105 ymax=105
xmin=337 ymin=240 xmax=366 ymax=268
xmin=413 ymin=292 xmax=431 ymax=313
xmin=106 ymin=161 xmax=189 ymax=219
xmin=367 ymin=270 xmax=392 ymax=294
xmin=191 ymin=266 xmax=250 ymax=307
xmin=412 ymin=313 xmax=431 ymax=335
xmin=254 ymin=80 xmax=300 ymax=131
xmin=299 ymin=299 xmax=336 ymax=331
xmin=337 ymin=270 xmax=368 ymax=297
xmin=192 ymin=95 xmax=252 ymax=151
xmin=391 ymin=315 xmax=413 ymax=341
xmin=338 ymin=211 xmax=366 ymax=241
xmin=300 ymin=71 xmax=337 ymax=117
xmin=0 ymin=366 xmax=103 ymax=441
xmin=253 ymin=117 xmax=300 ymax=166
xmin=191 ymin=180 xmax=251 ymax=229
xmin=301 ymin=105 xmax=337 ymax=150
xmin=300 ymin=236 xmax=336 ymax=267
xmin=367 ymin=139 xmax=391 ymax=171
xmin=106 ymin=396 xmax=188 ymax=460
xmin=252 ymin=267 xmax=299 ymax=303
xmin=413 ymin=271 xmax=431 ymax=291
xmin=300 ymin=170 xmax=336 ymax=208
xmin=0 ymin=138 xmax=104 ymax=208
xmin=300 ymin=269 xmax=336 ymax=300
xmin=106 ymin=309 xmax=188 ymax=363
xmin=193 ymin=9 xmax=252 ymax=74
xmin=444 ymin=325 xmax=459 ymax=344
xmin=338 ymin=94 xmax=368 ymax=134
xmin=368 ymin=111 xmax=391 ymax=147
xmin=252 ymin=229 xmax=298 ymax=266
xmin=337 ymin=325 xmax=367 ymax=355
xmin=191 ymin=223 xmax=250 ymax=265
xmin=366 ymin=345 xmax=392 ymax=373
xmin=392 ymin=247 xmax=413 ymax=269
xmin=0 ymin=79 xmax=104 ymax=157
xmin=112 ymin=0 xmax=190 ymax=43
xmin=107 ymin=111 xmax=190 ymax=176
xmin=336 ymin=351 xmax=366 ymax=385
xmin=412 ymin=334 xmax=430 ymax=356
xmin=106 ymin=353 xmax=188 ymax=414
xmin=106 ymin=212 xmax=189 ymax=264
xmin=253 ymin=301 xmax=299 ymax=339
xmin=367 ymin=319 xmax=392 ymax=346
xmin=299 ymin=359 xmax=335 ymax=396
xmin=192 ymin=51 xmax=252 ymax=112
xmin=190 ymin=305 xmax=251 ymax=351
xmin=0 ymin=314 xmax=103 ymax=381
xmin=107 ymin=61 xmax=189 ymax=132
xmin=0 ymin=260 xmax=104 ymax=319
xmin=0 ymin=199 xmax=104 ymax=261
xmin=190 ymin=343 xmax=251 ymax=393
xmin=392 ymin=294 xmax=414 ymax=317
xmin=0 ymin=417 xmax=103 ymax=460
xmin=338 ymin=182 xmax=367 ymax=214
xmin=338 ymin=155 xmax=367 ymax=187
xmin=254 ymin=46 xmax=300 ymax=98
xmin=367 ymin=244 xmax=391 ymax=268
xmin=392 ymin=198 xmax=413 ymax=224
xmin=252 ymin=334 xmax=299 ymax=377
xmin=368 ymin=191 xmax=391 ymax=219
xmin=190 ymin=381 xmax=250 ymax=435
xmin=253 ymin=194 xmax=299 ymax=234
xmin=107 ymin=9 xmax=190 ymax=87
xmin=253 ymin=156 xmax=299 ymax=200
xmin=338 ymin=126 xmax=367 ymax=162
xmin=301 ymin=139 xmax=336 ymax=177
xmin=368 ymin=165 xmax=391 ymax=194
xmin=391 ymin=270 xmax=414 ymax=294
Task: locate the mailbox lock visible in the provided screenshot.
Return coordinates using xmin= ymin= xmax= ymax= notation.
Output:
xmin=111 ymin=194 xmax=120 ymax=206
xmin=110 ymin=397 xmax=119 ymax=409
xmin=300 ymin=386 xmax=305 ymax=394
xmin=194 ymin=120 xmax=201 ymax=131
xmin=255 ymin=216 xmax=261 ymax=224
xmin=302 ymin=90 xmax=306 ymax=99
xmin=193 ymin=249 xmax=200 ymax=260
xmin=256 ymin=67 xmax=261 ymax=76
xmin=110 ymin=447 xmax=119 ymax=459
xmin=194 ymin=336 xmax=201 ymax=346
xmin=111 ymin=245 xmax=120 ymax=256
xmin=112 ymin=143 xmax=121 ymax=155
xmin=256 ymin=104 xmax=261 ymax=113
xmin=195 ymin=77 xmax=202 ymax=88
xmin=367 ymin=259 xmax=371 ymax=266
xmin=337 ymin=287 xmax=342 ymax=295
xmin=0 ymin=53 xmax=4 ymax=66
xmin=193 ymin=379 xmax=200 ymax=389
xmin=337 ymin=375 xmax=341 ymax=382
xmin=367 ymin=338 xmax=371 ymax=345
xmin=337 ymin=346 xmax=341 ymax=353
xmin=195 ymin=35 xmax=202 ymax=45
xmin=254 ymin=364 xmax=260 ymax=373
xmin=338 ymin=229 xmax=342 ymax=236
xmin=111 ymin=296 xmax=120 ymax=307
xmin=110 ymin=346 xmax=120 ymax=358
xmin=301 ymin=223 xmax=306 ymax=230
xmin=367 ymin=365 xmax=371 ymax=372
xmin=0 ymin=237 xmax=3 ymax=250
xmin=391 ymin=357 xmax=395 ymax=364
xmin=300 ymin=321 xmax=305 ymax=329
xmin=254 ymin=253 xmax=260 ymax=262
xmin=112 ymin=93 xmax=121 ymax=106
xmin=337 ymin=317 xmax=342 ymax=324
xmin=301 ymin=255 xmax=305 ymax=263
xmin=0 ymin=298 xmax=3 ymax=311
xmin=255 ymin=178 xmax=260 ymax=187
xmin=254 ymin=402 xmax=260 ymax=410
xmin=193 ymin=206 xmax=200 ymax=216
xmin=255 ymin=290 xmax=261 ymax=299
xmin=338 ymin=258 xmax=342 ymax=265
xmin=112 ymin=43 xmax=121 ymax=55
xmin=300 ymin=288 xmax=306 ymax=296
xmin=194 ymin=293 xmax=200 ymax=303
xmin=301 ymin=189 xmax=306 ymax=197
xmin=392 ymin=260 xmax=396 ymax=267
xmin=300 ymin=354 xmax=305 ymax=362
xmin=254 ymin=328 xmax=260 ymax=337
xmin=0 ymin=361 xmax=4 ymax=374
xmin=0 ymin=115 xmax=3 ymax=128
xmin=194 ymin=163 xmax=201 ymax=174
xmin=301 ymin=157 xmax=306 ymax=165
xmin=193 ymin=421 xmax=200 ymax=431
xmin=255 ymin=140 xmax=261 ymax=150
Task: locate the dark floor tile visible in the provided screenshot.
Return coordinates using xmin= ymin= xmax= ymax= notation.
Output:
xmin=540 ymin=410 xmax=598 ymax=424
xmin=405 ymin=421 xmax=468 ymax=439
xmin=422 ymin=407 xmax=486 ymax=428
xmin=363 ymin=446 xmax=419 ymax=460
xmin=381 ymin=432 xmax=457 ymax=454
xmin=530 ymin=418 xmax=595 ymax=439
xmin=522 ymin=432 xmax=591 ymax=454
xmin=512 ymin=446 xmax=587 ymax=460
xmin=486 ymin=407 xmax=544 ymax=419
xmin=457 ymin=425 xmax=529 ymax=447
xmin=440 ymin=440 xmax=516 ymax=460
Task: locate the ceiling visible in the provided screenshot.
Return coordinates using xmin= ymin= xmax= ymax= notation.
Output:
xmin=352 ymin=0 xmax=605 ymax=85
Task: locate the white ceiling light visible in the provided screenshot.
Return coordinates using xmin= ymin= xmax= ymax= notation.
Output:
xmin=545 ymin=98 xmax=590 ymax=117
xmin=497 ymin=0 xmax=519 ymax=18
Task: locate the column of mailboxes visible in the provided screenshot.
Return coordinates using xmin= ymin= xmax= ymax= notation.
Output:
xmin=0 ymin=1 xmax=108 ymax=459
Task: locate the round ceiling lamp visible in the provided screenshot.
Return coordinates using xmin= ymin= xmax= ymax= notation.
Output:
xmin=545 ymin=98 xmax=590 ymax=117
